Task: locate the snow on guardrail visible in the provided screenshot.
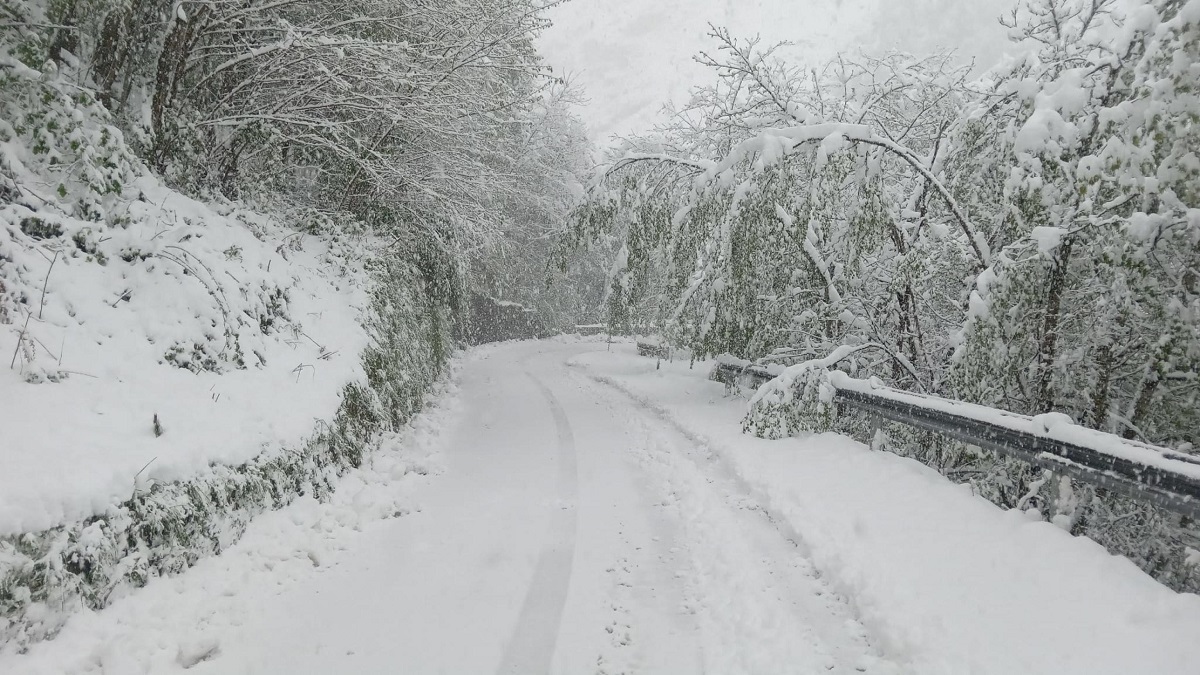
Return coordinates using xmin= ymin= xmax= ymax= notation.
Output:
xmin=635 ymin=338 xmax=671 ymax=359
xmin=709 ymin=357 xmax=1200 ymax=520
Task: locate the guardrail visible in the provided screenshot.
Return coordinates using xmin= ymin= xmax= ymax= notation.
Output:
xmin=574 ymin=324 xmax=608 ymax=336
xmin=710 ymin=361 xmax=1200 ymax=520
xmin=636 ymin=340 xmax=671 ymax=359
xmin=711 ymin=360 xmax=774 ymax=387
xmin=575 ymin=324 xmax=661 ymax=337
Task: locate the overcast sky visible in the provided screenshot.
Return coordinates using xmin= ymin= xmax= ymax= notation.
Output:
xmin=537 ymin=0 xmax=1018 ymax=143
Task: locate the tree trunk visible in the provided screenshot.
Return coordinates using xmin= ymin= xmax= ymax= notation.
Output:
xmin=151 ymin=8 xmax=208 ymax=170
xmin=47 ymin=1 xmax=79 ymax=65
xmin=150 ymin=23 xmax=187 ymax=169
xmin=1124 ymin=340 xmax=1172 ymax=440
xmin=1034 ymin=237 xmax=1075 ymax=411
xmin=92 ymin=8 xmax=130 ymax=109
xmin=1090 ymin=342 xmax=1113 ymax=430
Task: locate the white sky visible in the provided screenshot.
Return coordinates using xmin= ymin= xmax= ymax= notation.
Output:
xmin=537 ymin=0 xmax=1018 ymax=143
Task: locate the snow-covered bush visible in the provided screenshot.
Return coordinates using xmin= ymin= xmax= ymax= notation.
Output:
xmin=743 ymin=357 xmax=846 ymax=439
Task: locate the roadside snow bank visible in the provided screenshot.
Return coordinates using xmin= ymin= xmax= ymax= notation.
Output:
xmin=1 ymin=31 xmax=456 ymax=649
xmin=0 ymin=224 xmax=451 ymax=645
xmin=570 ymin=344 xmax=1200 ymax=675
xmin=1 ymin=172 xmax=455 ymax=646
xmin=0 ymin=357 xmax=463 ymax=674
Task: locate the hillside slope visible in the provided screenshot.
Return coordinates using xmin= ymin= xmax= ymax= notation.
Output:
xmin=0 ymin=56 xmax=450 ymax=645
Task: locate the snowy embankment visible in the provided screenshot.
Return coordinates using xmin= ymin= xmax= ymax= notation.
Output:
xmin=0 ymin=357 xmax=463 ymax=673
xmin=0 ymin=140 xmax=456 ymax=646
xmin=570 ymin=344 xmax=1200 ymax=675
xmin=1 ymin=179 xmax=369 ymax=535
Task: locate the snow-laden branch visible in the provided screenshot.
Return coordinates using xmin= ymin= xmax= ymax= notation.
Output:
xmin=853 ymin=133 xmax=990 ymax=267
xmin=775 ymin=203 xmax=841 ymax=304
xmin=609 ymin=153 xmax=714 ymax=174
xmin=747 ymin=343 xmax=886 ymax=408
xmin=700 ymin=123 xmax=989 ymax=267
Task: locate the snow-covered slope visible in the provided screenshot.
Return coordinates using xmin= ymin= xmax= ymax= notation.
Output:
xmin=1 ymin=174 xmax=372 ymax=535
xmin=0 ymin=61 xmax=452 ymax=647
xmin=0 ymin=355 xmax=463 ymax=674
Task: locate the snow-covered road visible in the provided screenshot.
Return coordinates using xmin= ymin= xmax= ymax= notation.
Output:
xmin=7 ymin=339 xmax=1200 ymax=675
xmin=191 ymin=339 xmax=896 ymax=674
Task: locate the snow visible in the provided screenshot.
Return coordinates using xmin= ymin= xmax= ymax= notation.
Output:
xmin=715 ymin=353 xmax=752 ymax=369
xmin=0 ymin=174 xmax=372 ymax=536
xmin=0 ymin=340 xmax=892 ymax=674
xmin=1014 ymin=108 xmax=1078 ymax=154
xmin=1031 ymin=225 xmax=1068 ymax=253
xmin=0 ymin=353 xmax=460 ymax=674
xmin=8 ymin=339 xmax=1200 ymax=674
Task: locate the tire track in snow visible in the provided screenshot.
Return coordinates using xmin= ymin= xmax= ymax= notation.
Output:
xmin=574 ymin=365 xmax=904 ymax=674
xmin=495 ymin=371 xmax=579 ymax=675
